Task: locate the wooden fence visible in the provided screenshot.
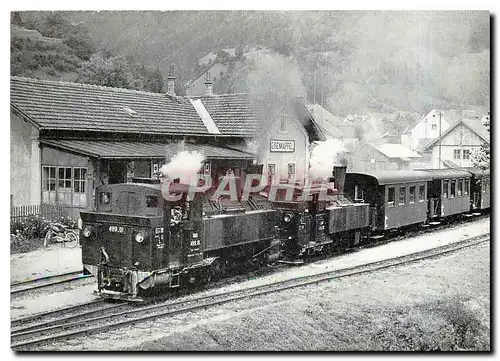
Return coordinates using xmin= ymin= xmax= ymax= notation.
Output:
xmin=10 ymin=203 xmax=69 ymax=222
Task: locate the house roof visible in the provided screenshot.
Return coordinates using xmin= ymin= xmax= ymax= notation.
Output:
xmin=39 ymin=140 xmax=255 ymax=160
xmin=415 ymin=138 xmax=435 ymax=152
xmin=316 ymin=121 xmax=344 ymax=139
xmin=422 ymin=118 xmax=490 ymax=151
xmin=11 ymin=76 xmax=209 ymax=136
xmin=371 ymin=143 xmax=421 ymax=159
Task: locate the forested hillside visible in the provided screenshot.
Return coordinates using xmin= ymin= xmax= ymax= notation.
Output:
xmin=11 ymin=11 xmax=490 ymax=115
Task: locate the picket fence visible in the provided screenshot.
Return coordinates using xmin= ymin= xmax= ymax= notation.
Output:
xmin=10 ymin=203 xmax=69 ymax=222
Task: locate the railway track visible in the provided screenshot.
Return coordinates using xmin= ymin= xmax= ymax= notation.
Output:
xmin=11 ymin=271 xmax=93 ymax=295
xmin=11 ymin=232 xmax=489 ymax=350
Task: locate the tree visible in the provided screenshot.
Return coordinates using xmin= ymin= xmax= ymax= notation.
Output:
xmin=144 ymin=67 xmax=164 ymax=93
xmin=77 ymin=51 xmax=169 ymax=93
xmin=471 ymin=114 xmax=490 ymax=169
xmin=76 ymin=51 xmax=144 ymax=90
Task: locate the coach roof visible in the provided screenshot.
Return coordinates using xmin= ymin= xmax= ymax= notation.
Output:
xmin=347 ymin=170 xmax=432 ymax=185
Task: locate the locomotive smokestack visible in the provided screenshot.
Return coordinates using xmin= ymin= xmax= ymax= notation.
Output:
xmin=333 ymin=165 xmax=347 ymax=194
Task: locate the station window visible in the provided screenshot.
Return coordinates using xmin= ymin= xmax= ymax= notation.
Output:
xmin=482 ymin=180 xmax=486 ymax=193
xmin=463 ymin=149 xmax=471 ymax=160
xmin=443 ymin=180 xmax=449 ymax=198
xmin=280 ymin=114 xmax=288 ymax=132
xmin=457 ymin=179 xmax=463 ymax=197
xmin=450 ymin=180 xmax=456 ymax=198
xmin=431 ymin=124 xmax=437 ymax=130
xmin=418 ymin=185 xmax=426 ymax=202
xmin=42 ymin=166 xmax=87 ymax=207
xmin=387 ymin=187 xmax=395 ymax=207
xmin=464 ymin=179 xmax=469 ymax=195
xmin=399 ymin=186 xmax=406 ymax=205
xmin=288 ymin=163 xmax=296 ymax=178
xmin=454 ymin=149 xmax=461 ymax=159
xmin=408 ymin=186 xmax=416 ymax=203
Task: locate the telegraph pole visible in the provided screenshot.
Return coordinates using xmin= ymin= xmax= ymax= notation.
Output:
xmin=438 ymin=111 xmax=442 ymax=169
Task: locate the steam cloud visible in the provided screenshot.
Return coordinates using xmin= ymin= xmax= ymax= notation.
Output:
xmin=309 ymin=139 xmax=347 ymax=180
xmin=160 ymin=149 xmax=205 ymax=184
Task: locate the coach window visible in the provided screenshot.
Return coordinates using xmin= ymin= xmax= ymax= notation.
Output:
xmin=100 ymin=192 xmax=111 ymax=205
xmin=355 ymin=185 xmax=365 ymax=201
xmin=457 ymin=179 xmax=463 ymax=197
xmin=408 ymin=186 xmax=416 ymax=203
xmin=443 ymin=180 xmax=449 ymax=198
xmin=464 ymin=179 xmax=469 ymax=195
xmin=146 ymin=196 xmax=158 ymax=208
xmin=450 ymin=180 xmax=456 ymax=198
xmin=387 ymin=187 xmax=395 ymax=207
xmin=418 ymin=185 xmax=426 ymax=202
xmin=399 ymin=186 xmax=406 ymax=205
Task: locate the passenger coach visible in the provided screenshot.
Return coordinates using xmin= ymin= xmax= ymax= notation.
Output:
xmin=344 ymin=171 xmax=431 ymax=232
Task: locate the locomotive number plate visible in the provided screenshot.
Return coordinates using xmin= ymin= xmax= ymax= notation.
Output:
xmin=108 ymin=225 xmax=125 ymax=234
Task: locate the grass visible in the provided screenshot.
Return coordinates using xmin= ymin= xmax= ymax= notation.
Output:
xmin=130 ymin=294 xmax=489 ymax=351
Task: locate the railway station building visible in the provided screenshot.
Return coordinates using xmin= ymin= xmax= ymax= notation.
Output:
xmin=10 ymin=76 xmax=324 ymax=218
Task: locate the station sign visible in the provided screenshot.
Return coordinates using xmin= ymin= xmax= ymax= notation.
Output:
xmin=270 ymin=140 xmax=295 ymax=153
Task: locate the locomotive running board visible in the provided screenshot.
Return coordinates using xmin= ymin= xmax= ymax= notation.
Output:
xmin=428 ymin=221 xmax=441 ymax=225
xmin=93 ymin=290 xmax=144 ymax=303
xmin=277 ymin=259 xmax=305 ymax=265
xmin=369 ymin=235 xmax=384 ymax=240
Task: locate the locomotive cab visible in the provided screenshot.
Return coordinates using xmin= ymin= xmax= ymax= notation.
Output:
xmin=80 ymin=180 xmax=211 ymax=301
xmin=271 ymin=166 xmax=370 ymax=260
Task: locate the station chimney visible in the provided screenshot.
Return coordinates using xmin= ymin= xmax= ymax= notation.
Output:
xmin=204 ymin=72 xmax=213 ymax=96
xmin=167 ymin=65 xmax=176 ymax=96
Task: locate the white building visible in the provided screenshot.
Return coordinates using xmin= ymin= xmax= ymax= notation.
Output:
xmin=401 ymin=109 xmax=453 ymax=151
xmin=420 ymin=118 xmax=490 ymax=169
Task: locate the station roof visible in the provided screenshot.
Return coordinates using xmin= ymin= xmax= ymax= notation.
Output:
xmin=346 ymin=170 xmax=432 ymax=185
xmin=11 ymin=76 xmax=209 ymax=136
xmin=12 ymin=76 xmax=325 ymax=142
xmin=40 ymin=140 xmax=255 ymax=160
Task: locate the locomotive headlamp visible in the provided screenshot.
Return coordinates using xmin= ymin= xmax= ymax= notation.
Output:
xmin=283 ymin=213 xmax=293 ymax=223
xmin=135 ymin=231 xmax=145 ymax=243
xmin=82 ymin=226 xmax=92 ymax=238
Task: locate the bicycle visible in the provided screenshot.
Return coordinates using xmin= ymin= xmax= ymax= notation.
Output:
xmin=43 ymin=221 xmax=79 ymax=248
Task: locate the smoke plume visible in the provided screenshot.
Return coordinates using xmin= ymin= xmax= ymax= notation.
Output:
xmin=160 ymin=149 xmax=205 ymax=184
xmin=309 ymin=139 xmax=347 ymax=180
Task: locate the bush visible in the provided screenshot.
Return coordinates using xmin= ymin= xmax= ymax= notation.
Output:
xmin=58 ymin=216 xmax=78 ymax=229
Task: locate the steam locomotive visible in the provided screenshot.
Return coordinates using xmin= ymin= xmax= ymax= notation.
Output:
xmin=80 ymin=165 xmax=489 ymax=301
